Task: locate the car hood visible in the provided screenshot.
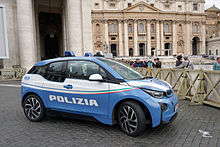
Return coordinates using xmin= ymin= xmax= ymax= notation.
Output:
xmin=126 ymin=78 xmax=171 ymax=92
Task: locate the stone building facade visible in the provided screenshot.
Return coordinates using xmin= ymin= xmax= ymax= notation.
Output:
xmin=207 ymin=37 xmax=220 ymax=56
xmin=0 ymin=0 xmax=93 ymax=69
xmin=91 ymin=0 xmax=206 ymax=57
xmin=0 ymin=0 xmax=206 ymax=69
xmin=205 ymin=5 xmax=220 ymax=56
xmin=205 ymin=5 xmax=220 ymax=39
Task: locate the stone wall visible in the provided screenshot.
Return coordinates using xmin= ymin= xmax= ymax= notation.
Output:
xmin=207 ymin=37 xmax=220 ymax=56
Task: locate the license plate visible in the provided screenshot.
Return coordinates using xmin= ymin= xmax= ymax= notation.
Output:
xmin=175 ymin=104 xmax=178 ymax=111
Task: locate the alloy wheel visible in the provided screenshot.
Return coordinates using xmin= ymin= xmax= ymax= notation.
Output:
xmin=24 ymin=97 xmax=41 ymax=120
xmin=119 ymin=105 xmax=138 ymax=133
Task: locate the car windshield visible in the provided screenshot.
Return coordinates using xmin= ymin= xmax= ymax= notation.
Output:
xmin=98 ymin=58 xmax=144 ymax=80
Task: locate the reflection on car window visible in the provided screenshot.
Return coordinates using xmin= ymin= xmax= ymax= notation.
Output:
xmin=28 ymin=65 xmax=50 ymax=79
xmin=46 ymin=62 xmax=65 ymax=82
xmin=66 ymin=60 xmax=107 ymax=80
xmin=98 ymin=58 xmax=144 ymax=80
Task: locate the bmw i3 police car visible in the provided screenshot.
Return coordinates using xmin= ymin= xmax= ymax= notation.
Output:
xmin=21 ymin=52 xmax=178 ymax=136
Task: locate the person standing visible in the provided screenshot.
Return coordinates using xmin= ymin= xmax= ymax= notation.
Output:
xmin=175 ymin=56 xmax=194 ymax=69
xmin=213 ymin=57 xmax=220 ymax=71
xmin=133 ymin=58 xmax=144 ymax=67
xmin=154 ymin=58 xmax=162 ymax=68
xmin=175 ymin=55 xmax=183 ymax=67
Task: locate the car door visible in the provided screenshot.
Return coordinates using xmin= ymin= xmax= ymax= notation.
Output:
xmin=63 ymin=60 xmax=109 ymax=118
xmin=42 ymin=61 xmax=68 ymax=110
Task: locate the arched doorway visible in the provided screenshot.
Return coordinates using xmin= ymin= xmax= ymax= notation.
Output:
xmin=44 ymin=34 xmax=59 ymax=59
xmin=139 ymin=43 xmax=145 ymax=56
xmin=151 ymin=48 xmax=155 ymax=56
xmin=39 ymin=13 xmax=62 ymax=60
xmin=110 ymin=44 xmax=117 ymax=57
xmin=129 ymin=48 xmax=133 ymax=56
xmin=164 ymin=43 xmax=171 ymax=56
xmin=192 ymin=37 xmax=200 ymax=55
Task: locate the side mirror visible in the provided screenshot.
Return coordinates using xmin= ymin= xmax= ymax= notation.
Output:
xmin=89 ymin=74 xmax=103 ymax=81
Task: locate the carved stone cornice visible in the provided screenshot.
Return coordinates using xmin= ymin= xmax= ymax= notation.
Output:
xmin=117 ymin=19 xmax=123 ymax=23
xmin=185 ymin=20 xmax=191 ymax=24
xmin=202 ymin=21 xmax=206 ymax=25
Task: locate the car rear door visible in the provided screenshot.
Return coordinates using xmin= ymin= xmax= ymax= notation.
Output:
xmin=42 ymin=61 xmax=68 ymax=110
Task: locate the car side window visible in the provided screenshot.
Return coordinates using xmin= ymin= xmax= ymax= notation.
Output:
xmin=45 ymin=61 xmax=66 ymax=82
xmin=66 ymin=60 xmax=107 ymax=80
xmin=28 ymin=66 xmax=47 ymax=77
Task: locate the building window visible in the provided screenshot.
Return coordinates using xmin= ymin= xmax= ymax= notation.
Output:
xmin=151 ymin=37 xmax=155 ymax=40
xmin=128 ymin=24 xmax=132 ymax=33
xmin=165 ymin=24 xmax=169 ymax=33
xmin=128 ymin=3 xmax=132 ymax=7
xmin=193 ymin=24 xmax=198 ymax=33
xmin=109 ymin=3 xmax=116 ymax=8
xmin=139 ymin=23 xmax=144 ymax=33
xmin=111 ymin=37 xmax=116 ymax=40
xmin=110 ymin=23 xmax=116 ymax=33
xmin=178 ymin=5 xmax=182 ymax=11
xmin=193 ymin=3 xmax=198 ymax=11
xmin=129 ymin=37 xmax=132 ymax=40
xmin=94 ymin=3 xmax=99 ymax=9
xmin=96 ymin=24 xmax=100 ymax=33
xmin=129 ymin=48 xmax=133 ymax=56
xmin=216 ymin=50 xmax=218 ymax=55
xmin=165 ymin=4 xmax=170 ymax=10
xmin=150 ymin=4 xmax=154 ymax=7
xmin=166 ymin=37 xmax=170 ymax=40
xmin=209 ymin=50 xmax=211 ymax=55
xmin=151 ymin=24 xmax=155 ymax=33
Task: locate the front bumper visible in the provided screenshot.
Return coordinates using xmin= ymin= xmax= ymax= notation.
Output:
xmin=161 ymin=112 xmax=178 ymax=124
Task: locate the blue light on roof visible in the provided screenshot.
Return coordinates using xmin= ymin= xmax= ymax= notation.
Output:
xmin=65 ymin=51 xmax=75 ymax=57
xmin=85 ymin=52 xmax=93 ymax=57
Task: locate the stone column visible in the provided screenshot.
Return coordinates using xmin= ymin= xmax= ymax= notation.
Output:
xmin=156 ymin=20 xmax=160 ymax=56
xmin=104 ymin=20 xmax=109 ymax=53
xmin=124 ymin=20 xmax=129 ymax=56
xmin=185 ymin=21 xmax=191 ymax=55
xmin=172 ymin=21 xmax=177 ymax=55
xmin=160 ymin=21 xmax=164 ymax=55
xmin=147 ymin=20 xmax=151 ymax=56
xmin=66 ymin=0 xmax=83 ymax=56
xmin=82 ymin=0 xmax=93 ymax=53
xmin=201 ymin=22 xmax=206 ymax=55
xmin=17 ymin=0 xmax=36 ymax=69
xmin=118 ymin=20 xmax=123 ymax=56
xmin=134 ymin=20 xmax=138 ymax=56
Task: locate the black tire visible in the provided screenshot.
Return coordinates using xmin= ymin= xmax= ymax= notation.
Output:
xmin=117 ymin=101 xmax=146 ymax=137
xmin=22 ymin=94 xmax=45 ymax=122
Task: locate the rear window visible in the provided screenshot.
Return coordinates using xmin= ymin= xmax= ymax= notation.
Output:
xmin=28 ymin=66 xmax=47 ymax=77
xmin=27 ymin=61 xmax=66 ymax=82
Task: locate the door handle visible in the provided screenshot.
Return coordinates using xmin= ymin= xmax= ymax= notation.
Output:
xmin=63 ymin=84 xmax=73 ymax=89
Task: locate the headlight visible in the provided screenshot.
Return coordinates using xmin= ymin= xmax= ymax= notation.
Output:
xmin=142 ymin=89 xmax=164 ymax=99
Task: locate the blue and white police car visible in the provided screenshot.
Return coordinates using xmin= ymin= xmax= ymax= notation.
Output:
xmin=21 ymin=52 xmax=178 ymax=136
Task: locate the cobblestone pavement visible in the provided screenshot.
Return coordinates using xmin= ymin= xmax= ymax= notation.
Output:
xmin=0 ymin=84 xmax=220 ymax=147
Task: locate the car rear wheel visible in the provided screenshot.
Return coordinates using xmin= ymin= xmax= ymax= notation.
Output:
xmin=22 ymin=94 xmax=45 ymax=122
xmin=117 ymin=101 xmax=146 ymax=137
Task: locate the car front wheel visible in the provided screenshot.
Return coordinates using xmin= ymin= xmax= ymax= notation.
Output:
xmin=117 ymin=101 xmax=146 ymax=137
xmin=22 ymin=94 xmax=45 ymax=122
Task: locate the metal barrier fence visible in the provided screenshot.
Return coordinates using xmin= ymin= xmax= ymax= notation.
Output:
xmin=135 ymin=67 xmax=220 ymax=108
xmin=0 ymin=68 xmax=26 ymax=81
